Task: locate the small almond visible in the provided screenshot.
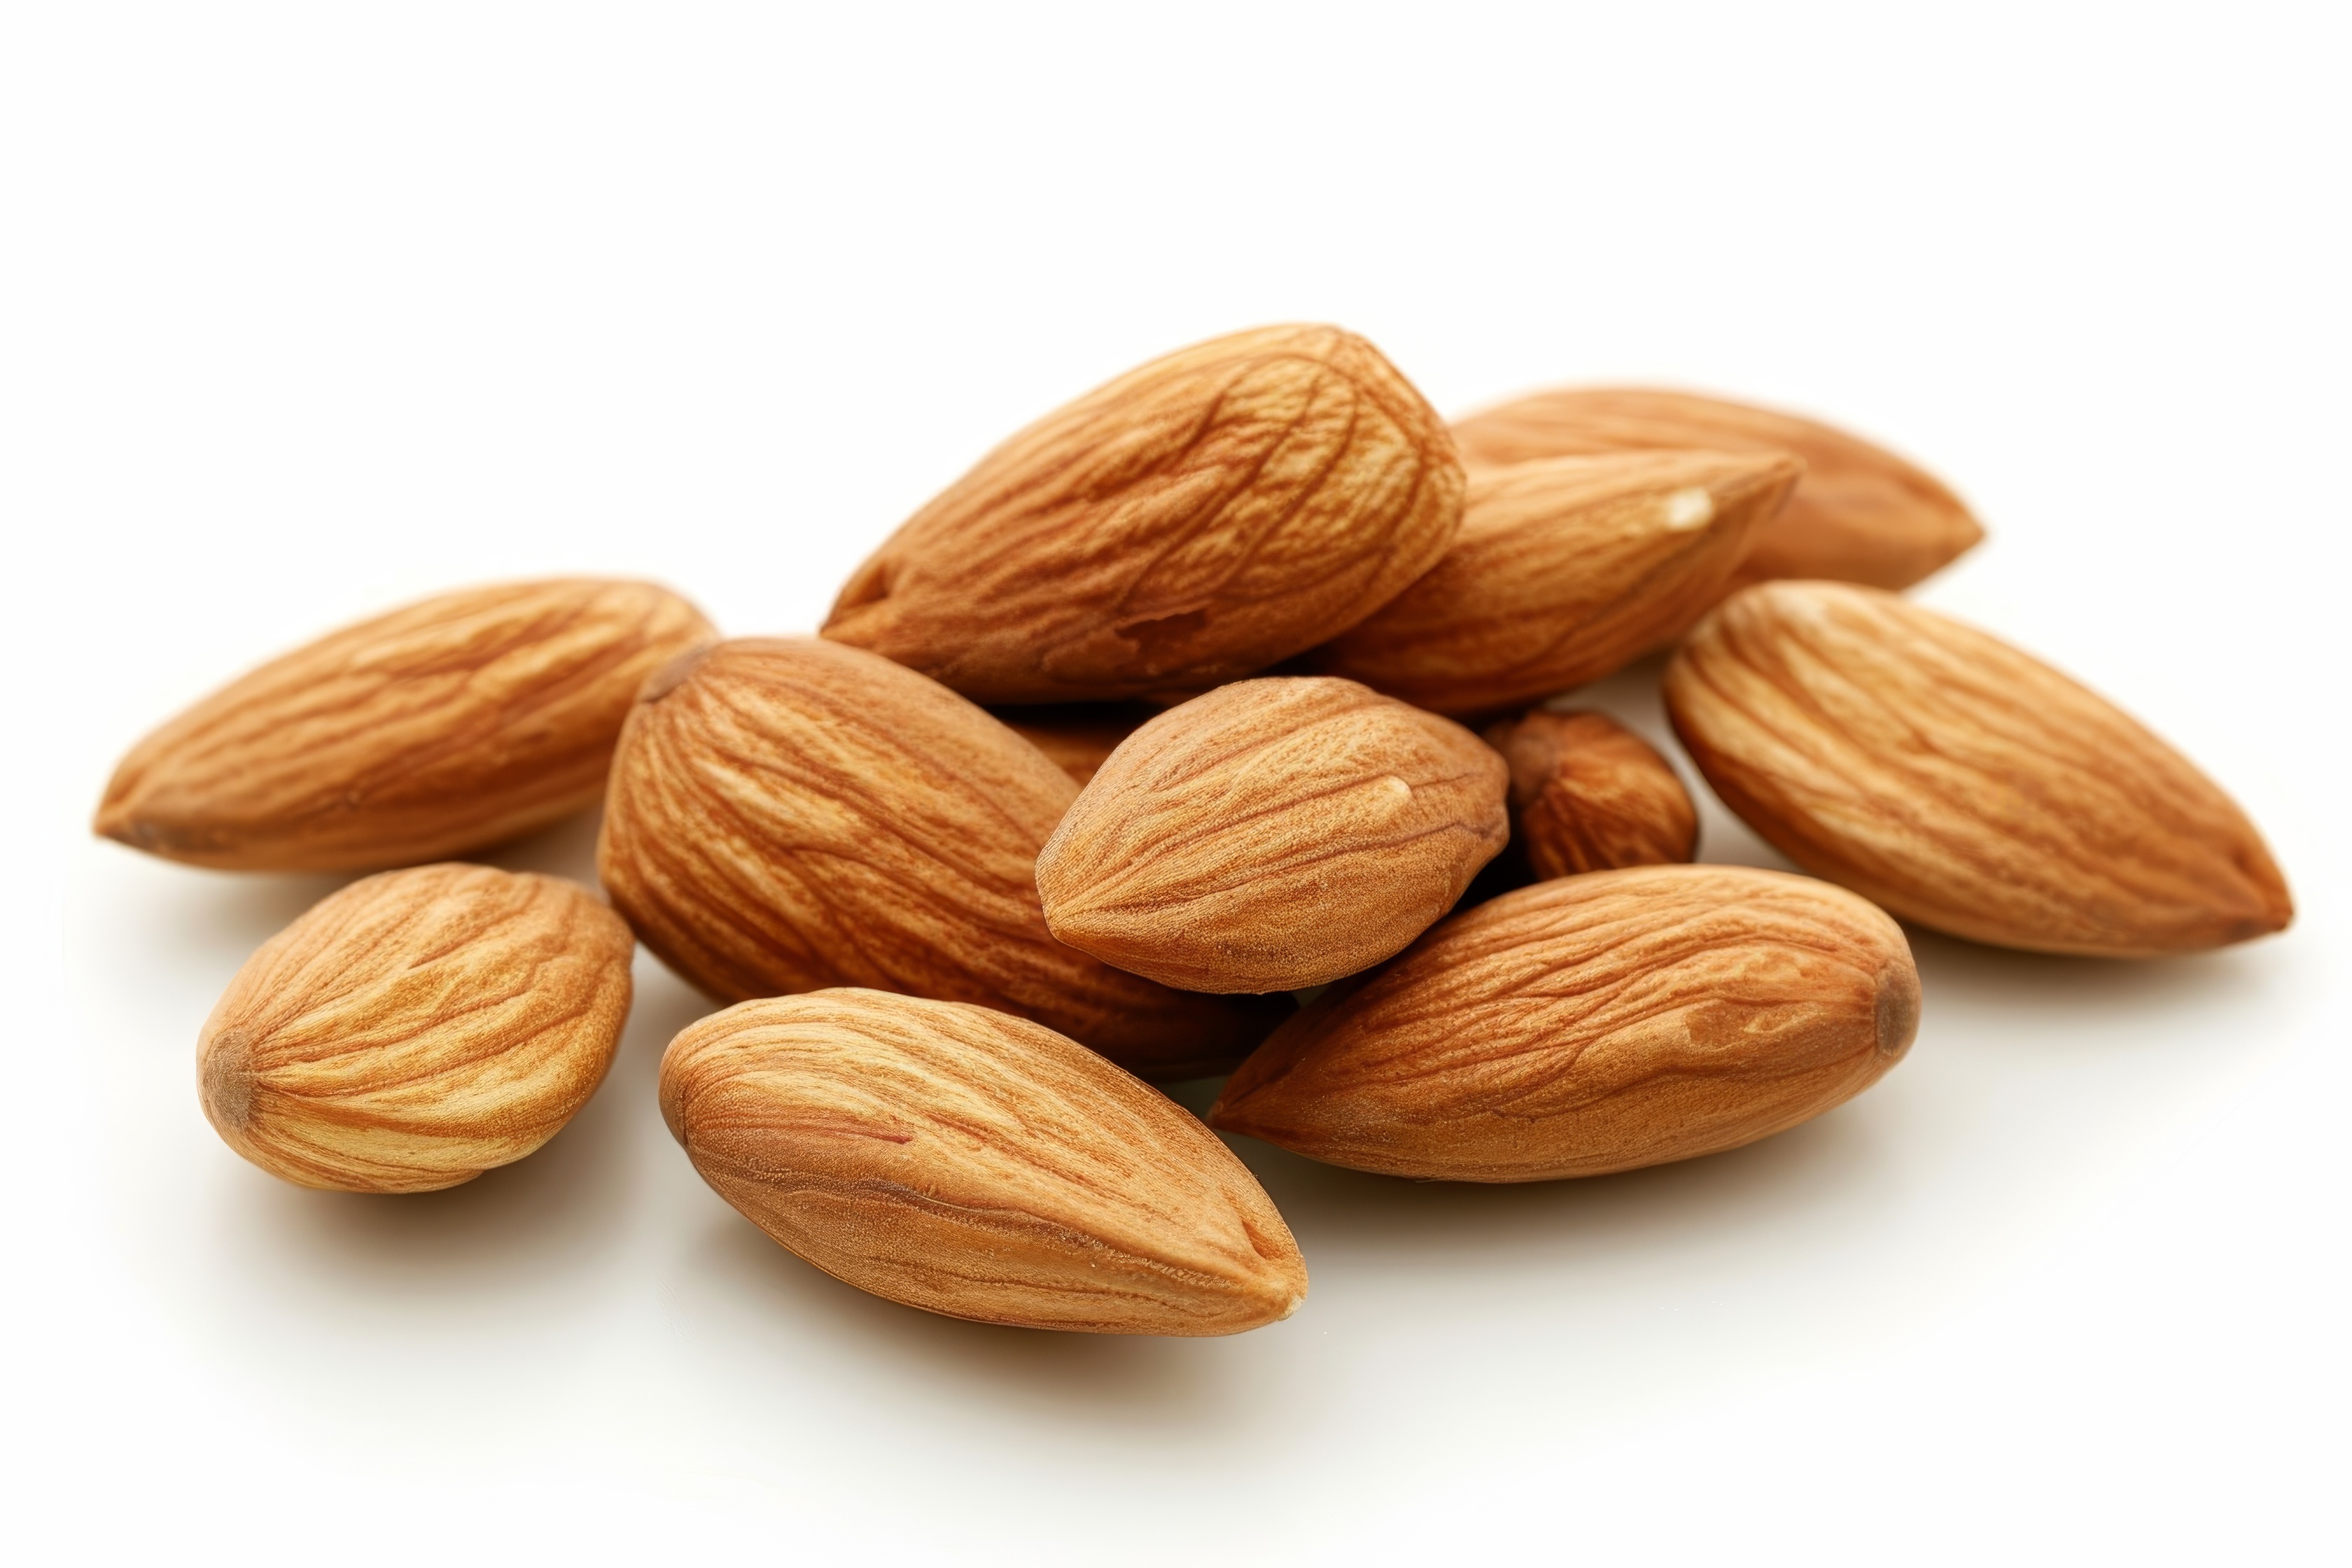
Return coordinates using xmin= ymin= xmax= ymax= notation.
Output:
xmin=1210 ymin=866 xmax=1919 ymax=1182
xmin=1485 ymin=708 xmax=1698 ymax=878
xmin=198 ymin=864 xmax=634 ymax=1193
xmin=661 ymin=989 xmax=1308 ymax=1336
xmin=1663 ymin=581 xmax=2293 ymax=955
xmin=1037 ymin=676 xmax=1509 ymax=993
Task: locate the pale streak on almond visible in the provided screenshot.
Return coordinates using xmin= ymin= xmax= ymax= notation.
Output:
xmin=660 ymin=990 xmax=1308 ymax=1336
xmin=1664 ymin=580 xmax=2293 ymax=955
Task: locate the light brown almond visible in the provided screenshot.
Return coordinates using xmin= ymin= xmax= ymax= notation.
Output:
xmin=1210 ymin=865 xmax=1918 ymax=1182
xmin=1485 ymin=708 xmax=1698 ymax=878
xmin=1306 ymin=449 xmax=1798 ymax=715
xmin=1036 ymin=676 xmax=1509 ymax=993
xmin=95 ymin=578 xmax=715 ymax=872
xmin=597 ymin=636 xmax=1282 ymax=1079
xmin=1664 ymin=581 xmax=2293 ymax=955
xmin=822 ymin=324 xmax=1464 ymax=702
xmin=198 ymin=864 xmax=634 ymax=1193
xmin=1450 ymin=386 xmax=1982 ymax=593
xmin=993 ymin=703 xmax=1158 ymax=786
xmin=662 ymin=989 xmax=1307 ymax=1336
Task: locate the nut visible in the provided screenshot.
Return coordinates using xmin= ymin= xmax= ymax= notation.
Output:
xmin=660 ymin=989 xmax=1308 ymax=1335
xmin=1484 ymin=708 xmax=1698 ymax=878
xmin=1306 ymin=449 xmax=1799 ymax=715
xmin=1210 ymin=865 xmax=1919 ymax=1181
xmin=94 ymin=578 xmax=715 ymax=872
xmin=197 ymin=864 xmax=634 ymax=1193
xmin=992 ymin=703 xmax=1158 ymax=786
xmin=1450 ymin=387 xmax=1983 ymax=594
xmin=1036 ymin=676 xmax=1508 ymax=993
xmin=1664 ymin=581 xmax=2294 ymax=955
xmin=822 ymin=324 xmax=1464 ymax=702
xmin=597 ymin=636 xmax=1283 ymax=1079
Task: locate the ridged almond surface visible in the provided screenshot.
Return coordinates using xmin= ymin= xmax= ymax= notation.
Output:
xmin=1664 ymin=582 xmax=2293 ymax=955
xmin=1210 ymin=866 xmax=1918 ymax=1182
xmin=198 ymin=864 xmax=634 ymax=1194
xmin=822 ymin=324 xmax=1464 ymax=702
xmin=993 ymin=703 xmax=1158 ymax=786
xmin=661 ymin=990 xmax=1308 ymax=1335
xmin=1306 ymin=450 xmax=1798 ymax=715
xmin=1036 ymin=677 xmax=1509 ymax=993
xmin=598 ymin=637 xmax=1281 ymax=1079
xmin=1450 ymin=387 xmax=1982 ymax=593
xmin=1485 ymin=709 xmax=1698 ymax=879
xmin=95 ymin=578 xmax=715 ymax=872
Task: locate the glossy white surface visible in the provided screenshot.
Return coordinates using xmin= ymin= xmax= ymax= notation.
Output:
xmin=6 ymin=5 xmax=2344 ymax=1562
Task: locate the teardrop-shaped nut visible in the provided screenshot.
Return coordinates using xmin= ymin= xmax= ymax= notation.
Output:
xmin=1037 ymin=676 xmax=1509 ymax=993
xmin=1485 ymin=708 xmax=1698 ymax=878
xmin=1210 ymin=865 xmax=1919 ymax=1181
xmin=94 ymin=578 xmax=715 ymax=872
xmin=197 ymin=864 xmax=635 ymax=1193
xmin=598 ymin=636 xmax=1283 ymax=1079
xmin=1306 ymin=449 xmax=1798 ymax=715
xmin=1450 ymin=386 xmax=1982 ymax=594
xmin=661 ymin=989 xmax=1308 ymax=1335
xmin=822 ymin=324 xmax=1464 ymax=702
xmin=1664 ymin=581 xmax=2293 ymax=955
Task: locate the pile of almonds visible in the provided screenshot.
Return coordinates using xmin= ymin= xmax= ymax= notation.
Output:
xmin=97 ymin=324 xmax=2294 ymax=1337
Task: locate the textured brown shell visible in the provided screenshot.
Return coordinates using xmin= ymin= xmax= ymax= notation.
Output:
xmin=596 ymin=637 xmax=1282 ymax=1078
xmin=1037 ymin=677 xmax=1510 ymax=993
xmin=822 ymin=324 xmax=1464 ymax=702
xmin=1450 ymin=386 xmax=1982 ymax=594
xmin=94 ymin=578 xmax=715 ymax=872
xmin=1663 ymin=581 xmax=2292 ymax=955
xmin=1307 ymin=449 xmax=1798 ymax=715
xmin=1485 ymin=709 xmax=1698 ymax=878
xmin=197 ymin=864 xmax=634 ymax=1193
xmin=661 ymin=990 xmax=1307 ymax=1336
xmin=1210 ymin=866 xmax=1919 ymax=1182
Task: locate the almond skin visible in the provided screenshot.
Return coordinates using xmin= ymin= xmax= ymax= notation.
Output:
xmin=1210 ymin=866 xmax=1919 ymax=1182
xmin=992 ymin=703 xmax=1158 ymax=787
xmin=1485 ymin=709 xmax=1698 ymax=878
xmin=1036 ymin=676 xmax=1509 ymax=993
xmin=95 ymin=578 xmax=715 ymax=872
xmin=197 ymin=864 xmax=634 ymax=1194
xmin=1306 ymin=449 xmax=1798 ymax=716
xmin=1450 ymin=387 xmax=1982 ymax=594
xmin=822 ymin=324 xmax=1464 ymax=702
xmin=661 ymin=990 xmax=1308 ymax=1336
xmin=1664 ymin=581 xmax=2293 ymax=955
xmin=597 ymin=637 xmax=1282 ymax=1079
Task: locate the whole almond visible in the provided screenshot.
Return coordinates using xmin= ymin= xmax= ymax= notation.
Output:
xmin=1485 ymin=708 xmax=1698 ymax=878
xmin=661 ymin=989 xmax=1307 ymax=1336
xmin=1306 ymin=450 xmax=1799 ymax=715
xmin=993 ymin=703 xmax=1158 ymax=787
xmin=198 ymin=864 xmax=634 ymax=1193
xmin=1664 ymin=581 xmax=2293 ymax=955
xmin=1210 ymin=865 xmax=1919 ymax=1182
xmin=95 ymin=578 xmax=714 ymax=872
xmin=822 ymin=324 xmax=1464 ymax=702
xmin=1450 ymin=387 xmax=1982 ymax=593
xmin=1036 ymin=676 xmax=1509 ymax=993
xmin=598 ymin=636 xmax=1282 ymax=1079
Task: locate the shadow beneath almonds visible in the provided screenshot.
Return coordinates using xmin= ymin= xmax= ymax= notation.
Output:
xmin=1902 ymin=923 xmax=2290 ymax=1051
xmin=479 ymin=806 xmax=605 ymax=888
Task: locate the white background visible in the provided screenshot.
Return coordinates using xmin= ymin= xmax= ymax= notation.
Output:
xmin=4 ymin=4 xmax=2345 ymax=1562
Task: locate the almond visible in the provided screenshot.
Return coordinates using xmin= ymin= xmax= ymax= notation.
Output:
xmin=822 ymin=324 xmax=1464 ymax=702
xmin=597 ymin=636 xmax=1282 ymax=1079
xmin=1305 ymin=450 xmax=1798 ymax=715
xmin=1484 ymin=708 xmax=1698 ymax=878
xmin=1664 ymin=581 xmax=2293 ymax=955
xmin=1210 ymin=865 xmax=1919 ymax=1182
xmin=1036 ymin=676 xmax=1509 ymax=993
xmin=992 ymin=703 xmax=1158 ymax=786
xmin=198 ymin=864 xmax=634 ymax=1193
xmin=661 ymin=989 xmax=1307 ymax=1336
xmin=95 ymin=578 xmax=715 ymax=872
xmin=1450 ymin=387 xmax=1983 ymax=593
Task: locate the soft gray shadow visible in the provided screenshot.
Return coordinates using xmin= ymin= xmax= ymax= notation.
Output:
xmin=480 ymin=806 xmax=604 ymax=887
xmin=1903 ymin=924 xmax=2288 ymax=1046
